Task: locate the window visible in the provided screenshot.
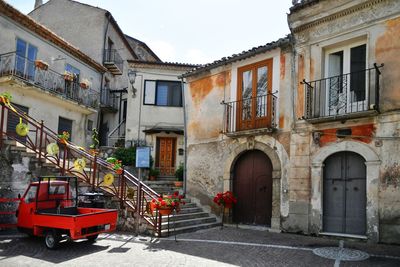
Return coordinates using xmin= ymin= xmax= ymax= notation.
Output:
xmin=65 ymin=64 xmax=80 ymax=98
xmin=24 ymin=185 xmax=37 ymax=203
xmin=144 ymin=80 xmax=182 ymax=107
xmin=324 ymin=41 xmax=367 ymax=114
xmin=236 ymin=59 xmax=273 ymax=131
xmin=87 ymin=119 xmax=93 ymax=131
xmin=58 ymin=117 xmax=73 ymax=141
xmin=15 ymin=38 xmax=37 ymax=80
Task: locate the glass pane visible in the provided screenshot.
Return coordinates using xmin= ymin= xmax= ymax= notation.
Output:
xmin=156 ymin=85 xmax=168 ymax=106
xmin=328 ymin=51 xmax=344 ymax=110
xmin=170 ymin=83 xmax=182 ymax=107
xmin=257 ymin=66 xmax=268 ymax=117
xmin=350 ymin=44 xmax=366 ymax=102
xmin=241 ymin=70 xmax=252 ymax=120
xmin=144 ymin=81 xmax=156 ymax=104
xmin=15 ymin=39 xmax=26 ymax=76
xmin=27 ymin=45 xmax=37 ymax=80
xmin=242 ymin=70 xmax=252 ymax=99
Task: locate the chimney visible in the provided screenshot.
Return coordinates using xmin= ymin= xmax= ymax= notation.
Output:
xmin=34 ymin=0 xmax=43 ymax=9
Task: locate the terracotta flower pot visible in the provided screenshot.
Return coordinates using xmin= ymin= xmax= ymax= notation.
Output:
xmin=174 ymin=181 xmax=183 ymax=187
xmin=224 ymin=203 xmax=232 ymax=209
xmin=158 ymin=207 xmax=173 ymax=216
xmin=115 ymin=168 xmax=123 ymax=175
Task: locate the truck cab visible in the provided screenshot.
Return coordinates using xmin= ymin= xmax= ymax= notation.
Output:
xmin=17 ymin=176 xmax=118 ymax=249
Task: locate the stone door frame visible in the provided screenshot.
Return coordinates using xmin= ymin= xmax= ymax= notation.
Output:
xmin=223 ymin=141 xmax=282 ymax=231
xmin=311 ymin=140 xmax=380 ymax=242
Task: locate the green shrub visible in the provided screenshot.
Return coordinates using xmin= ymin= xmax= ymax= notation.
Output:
xmin=175 ymin=164 xmax=184 ymax=181
xmin=113 ymin=146 xmax=136 ymax=166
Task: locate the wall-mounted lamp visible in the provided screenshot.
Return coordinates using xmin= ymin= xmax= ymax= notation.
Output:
xmin=128 ymin=69 xmax=137 ymax=98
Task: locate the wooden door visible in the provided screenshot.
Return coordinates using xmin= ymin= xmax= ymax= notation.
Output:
xmin=156 ymin=137 xmax=176 ymax=176
xmin=233 ymin=150 xmax=273 ymax=226
xmin=323 ymin=151 xmax=366 ymax=235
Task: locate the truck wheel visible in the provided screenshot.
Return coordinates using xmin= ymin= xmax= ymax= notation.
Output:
xmin=45 ymin=230 xmax=60 ymax=249
xmin=87 ymin=234 xmax=98 ymax=242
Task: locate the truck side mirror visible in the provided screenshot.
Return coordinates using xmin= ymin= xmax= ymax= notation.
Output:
xmin=18 ymin=193 xmax=21 ymax=199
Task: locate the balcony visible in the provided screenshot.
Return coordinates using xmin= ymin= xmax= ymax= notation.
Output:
xmin=222 ymin=93 xmax=277 ymax=136
xmin=103 ymin=49 xmax=123 ymax=75
xmin=0 ymin=52 xmax=99 ymax=109
xmin=302 ymin=64 xmax=383 ymax=122
xmin=100 ymin=88 xmax=119 ymax=113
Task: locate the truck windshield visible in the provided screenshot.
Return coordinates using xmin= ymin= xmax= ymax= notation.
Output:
xmin=24 ymin=185 xmax=38 ymax=203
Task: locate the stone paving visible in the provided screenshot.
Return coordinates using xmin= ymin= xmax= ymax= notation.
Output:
xmin=0 ymin=227 xmax=399 ymax=266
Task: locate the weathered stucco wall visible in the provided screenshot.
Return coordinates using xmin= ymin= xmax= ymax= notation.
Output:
xmin=288 ymin=0 xmax=400 ymax=243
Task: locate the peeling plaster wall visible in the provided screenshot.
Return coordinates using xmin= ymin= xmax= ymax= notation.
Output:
xmin=185 ymin=48 xmax=292 ymax=231
xmin=288 ymin=0 xmax=400 ymax=243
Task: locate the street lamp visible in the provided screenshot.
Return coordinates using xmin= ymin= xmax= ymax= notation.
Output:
xmin=128 ymin=69 xmax=137 ymax=97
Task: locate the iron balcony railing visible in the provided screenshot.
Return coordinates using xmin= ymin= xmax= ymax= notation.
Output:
xmin=103 ymin=49 xmax=123 ymax=75
xmin=100 ymin=88 xmax=119 ymax=111
xmin=302 ymin=63 xmax=384 ymax=120
xmin=222 ymin=93 xmax=277 ymax=134
xmin=0 ymin=52 xmax=100 ymax=109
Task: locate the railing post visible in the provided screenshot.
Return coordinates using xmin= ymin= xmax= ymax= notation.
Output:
xmin=38 ymin=120 xmax=44 ymax=163
xmin=92 ymin=154 xmax=97 ymax=191
xmin=0 ymin=104 xmax=5 ymax=148
xmin=374 ymin=63 xmax=381 ymax=112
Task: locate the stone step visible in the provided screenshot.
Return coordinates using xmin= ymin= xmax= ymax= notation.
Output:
xmin=177 ymin=207 xmax=203 ymax=214
xmin=160 ymin=222 xmax=221 ymax=237
xmin=20 ymin=151 xmax=37 ymax=157
xmin=145 ymin=181 xmax=176 ymax=185
xmin=156 ymin=176 xmax=176 ymax=181
xmin=2 ymin=140 xmax=17 ymax=146
xmin=10 ymin=146 xmax=27 ymax=151
xmin=160 ymin=216 xmax=217 ymax=229
xmin=161 ymin=212 xmax=209 ymax=222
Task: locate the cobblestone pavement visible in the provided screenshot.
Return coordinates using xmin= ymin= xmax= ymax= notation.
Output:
xmin=0 ymin=227 xmax=399 ymax=266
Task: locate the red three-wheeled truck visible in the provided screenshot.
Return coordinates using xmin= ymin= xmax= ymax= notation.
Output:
xmin=16 ymin=176 xmax=118 ymax=249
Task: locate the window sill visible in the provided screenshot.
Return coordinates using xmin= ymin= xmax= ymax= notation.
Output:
xmin=305 ymin=110 xmax=378 ymax=124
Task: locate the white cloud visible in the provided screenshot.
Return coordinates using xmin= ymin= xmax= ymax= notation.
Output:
xmin=184 ymin=49 xmax=213 ymax=64
xmin=145 ymin=40 xmax=176 ymax=62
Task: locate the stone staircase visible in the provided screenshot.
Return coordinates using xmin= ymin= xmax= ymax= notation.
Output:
xmin=145 ymin=176 xmax=221 ymax=237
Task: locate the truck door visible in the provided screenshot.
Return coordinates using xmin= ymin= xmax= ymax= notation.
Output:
xmin=17 ymin=185 xmax=38 ymax=229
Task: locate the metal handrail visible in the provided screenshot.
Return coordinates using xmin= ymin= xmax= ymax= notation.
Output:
xmin=0 ymin=102 xmax=162 ymax=235
xmin=302 ymin=64 xmax=384 ymax=119
xmin=222 ymin=93 xmax=277 ymax=133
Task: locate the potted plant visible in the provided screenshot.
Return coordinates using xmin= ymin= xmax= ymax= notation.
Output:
xmin=213 ymin=191 xmax=237 ymax=209
xmin=150 ymin=191 xmax=185 ymax=215
xmin=34 ymin=59 xmax=49 ymax=70
xmin=80 ymin=78 xmax=91 ymax=89
xmin=106 ymin=157 xmax=123 ymax=175
xmin=89 ymin=128 xmax=100 ymax=155
xmin=174 ymin=164 xmax=184 ymax=187
xmin=64 ymin=71 xmax=74 ymax=82
xmin=148 ymin=168 xmax=160 ymax=181
xmin=58 ymin=131 xmax=70 ymax=144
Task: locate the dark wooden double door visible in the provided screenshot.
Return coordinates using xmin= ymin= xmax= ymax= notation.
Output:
xmin=323 ymin=151 xmax=366 ymax=235
xmin=233 ymin=150 xmax=273 ymax=226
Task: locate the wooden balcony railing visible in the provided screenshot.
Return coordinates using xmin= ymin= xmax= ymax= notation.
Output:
xmin=302 ymin=63 xmax=384 ymax=120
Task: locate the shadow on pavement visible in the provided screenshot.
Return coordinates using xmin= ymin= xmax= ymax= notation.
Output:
xmin=0 ymin=236 xmax=109 ymax=264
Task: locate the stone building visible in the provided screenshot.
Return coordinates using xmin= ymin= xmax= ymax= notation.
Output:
xmin=126 ymin=60 xmax=197 ymax=177
xmin=288 ymin=0 xmax=400 ymax=244
xmin=182 ymin=37 xmax=293 ymax=232
xmin=183 ymin=0 xmax=400 ymax=244
xmin=29 ymin=0 xmax=139 ymax=146
xmin=0 ymin=0 xmax=105 ymax=147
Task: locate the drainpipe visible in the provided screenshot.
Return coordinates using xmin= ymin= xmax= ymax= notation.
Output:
xmin=180 ymin=77 xmax=187 ymax=196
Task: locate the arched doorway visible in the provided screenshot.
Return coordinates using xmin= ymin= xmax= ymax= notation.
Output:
xmin=233 ymin=150 xmax=273 ymax=226
xmin=323 ymin=151 xmax=366 ymax=235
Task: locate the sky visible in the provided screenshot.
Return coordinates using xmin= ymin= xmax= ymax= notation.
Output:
xmin=6 ymin=0 xmax=293 ymax=64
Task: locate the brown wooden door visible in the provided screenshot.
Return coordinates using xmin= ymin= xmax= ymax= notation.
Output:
xmin=233 ymin=150 xmax=273 ymax=226
xmin=156 ymin=137 xmax=176 ymax=176
xmin=237 ymin=59 xmax=273 ymax=131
